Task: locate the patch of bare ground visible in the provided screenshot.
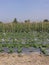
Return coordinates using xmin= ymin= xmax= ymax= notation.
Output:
xmin=0 ymin=52 xmax=49 ymax=65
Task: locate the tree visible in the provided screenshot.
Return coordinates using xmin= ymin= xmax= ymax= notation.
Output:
xmin=0 ymin=21 xmax=2 ymax=23
xmin=24 ymin=19 xmax=30 ymax=23
xmin=43 ymin=19 xmax=49 ymax=22
xmin=13 ymin=18 xmax=18 ymax=23
xmin=25 ymin=20 xmax=27 ymax=23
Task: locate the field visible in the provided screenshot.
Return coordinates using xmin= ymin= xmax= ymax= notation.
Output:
xmin=0 ymin=22 xmax=49 ymax=65
xmin=0 ymin=22 xmax=49 ymax=55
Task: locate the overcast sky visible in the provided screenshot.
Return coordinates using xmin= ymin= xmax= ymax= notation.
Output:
xmin=0 ymin=0 xmax=49 ymax=22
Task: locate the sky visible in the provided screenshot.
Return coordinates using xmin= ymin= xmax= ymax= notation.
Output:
xmin=0 ymin=0 xmax=49 ymax=22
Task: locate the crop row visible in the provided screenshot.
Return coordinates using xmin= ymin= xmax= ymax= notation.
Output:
xmin=0 ymin=43 xmax=49 ymax=54
xmin=0 ymin=22 xmax=49 ymax=32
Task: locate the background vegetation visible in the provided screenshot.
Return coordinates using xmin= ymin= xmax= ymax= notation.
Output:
xmin=0 ymin=18 xmax=49 ymax=32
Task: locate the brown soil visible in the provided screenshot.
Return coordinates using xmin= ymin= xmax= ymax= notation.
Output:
xmin=0 ymin=52 xmax=49 ymax=65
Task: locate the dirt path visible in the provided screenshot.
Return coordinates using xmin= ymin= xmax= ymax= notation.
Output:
xmin=0 ymin=52 xmax=49 ymax=65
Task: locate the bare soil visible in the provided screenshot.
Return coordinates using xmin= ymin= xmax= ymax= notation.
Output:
xmin=0 ymin=52 xmax=49 ymax=65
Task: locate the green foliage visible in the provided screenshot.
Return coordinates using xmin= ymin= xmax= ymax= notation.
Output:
xmin=0 ymin=21 xmax=49 ymax=32
xmin=17 ymin=47 xmax=22 ymax=53
xmin=0 ymin=21 xmax=49 ymax=55
xmin=8 ymin=48 xmax=13 ymax=53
